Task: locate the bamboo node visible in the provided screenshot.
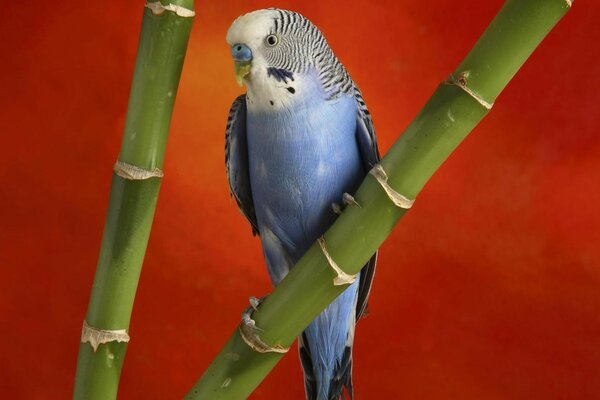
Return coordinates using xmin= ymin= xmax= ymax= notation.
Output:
xmin=113 ymin=160 xmax=164 ymax=180
xmin=317 ymin=237 xmax=358 ymax=286
xmin=145 ymin=1 xmax=195 ymax=17
xmin=239 ymin=302 xmax=289 ymax=354
xmin=81 ymin=320 xmax=130 ymax=352
xmin=369 ymin=164 xmax=415 ymax=209
xmin=445 ymin=73 xmax=494 ymax=110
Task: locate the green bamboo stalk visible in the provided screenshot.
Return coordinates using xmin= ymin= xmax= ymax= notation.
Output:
xmin=186 ymin=0 xmax=572 ymax=398
xmin=73 ymin=1 xmax=194 ymax=399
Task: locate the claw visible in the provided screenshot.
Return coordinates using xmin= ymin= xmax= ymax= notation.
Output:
xmin=343 ymin=193 xmax=361 ymax=207
xmin=331 ymin=202 xmax=343 ymax=215
xmin=241 ymin=296 xmax=270 ymax=335
xmin=249 ymin=296 xmax=262 ymax=311
xmin=239 ymin=296 xmax=290 ymax=354
xmin=242 ymin=303 xmax=264 ymax=332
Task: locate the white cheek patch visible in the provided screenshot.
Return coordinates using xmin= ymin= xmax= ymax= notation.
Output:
xmin=245 ymin=67 xmax=314 ymax=113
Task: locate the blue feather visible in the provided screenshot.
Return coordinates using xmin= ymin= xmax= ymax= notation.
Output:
xmin=224 ymin=11 xmax=380 ymax=396
xmin=246 ymin=73 xmax=362 ymax=399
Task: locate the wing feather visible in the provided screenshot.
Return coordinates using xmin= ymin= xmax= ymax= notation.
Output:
xmin=353 ymin=86 xmax=380 ymax=321
xmin=225 ymin=95 xmax=259 ymax=235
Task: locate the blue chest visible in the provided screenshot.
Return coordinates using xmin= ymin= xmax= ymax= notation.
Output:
xmin=246 ymin=93 xmax=363 ymax=259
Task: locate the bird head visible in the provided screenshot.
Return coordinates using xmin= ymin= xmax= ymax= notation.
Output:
xmin=226 ymin=9 xmax=353 ymax=112
xmin=226 ymin=9 xmax=327 ymax=87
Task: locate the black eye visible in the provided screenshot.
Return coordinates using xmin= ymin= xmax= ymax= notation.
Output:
xmin=266 ymin=34 xmax=278 ymax=46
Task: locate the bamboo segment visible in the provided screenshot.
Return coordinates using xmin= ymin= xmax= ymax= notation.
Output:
xmin=185 ymin=0 xmax=572 ymax=398
xmin=73 ymin=1 xmax=194 ymax=399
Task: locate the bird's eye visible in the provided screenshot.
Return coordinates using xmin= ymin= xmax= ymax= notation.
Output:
xmin=266 ymin=34 xmax=278 ymax=46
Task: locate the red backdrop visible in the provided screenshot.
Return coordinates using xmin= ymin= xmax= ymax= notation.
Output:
xmin=1 ymin=1 xmax=599 ymax=398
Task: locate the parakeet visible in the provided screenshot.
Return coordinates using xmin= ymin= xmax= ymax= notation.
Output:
xmin=225 ymin=9 xmax=380 ymax=400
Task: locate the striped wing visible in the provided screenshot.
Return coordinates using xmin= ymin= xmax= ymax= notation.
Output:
xmin=354 ymin=86 xmax=380 ymax=321
xmin=225 ymin=94 xmax=259 ymax=235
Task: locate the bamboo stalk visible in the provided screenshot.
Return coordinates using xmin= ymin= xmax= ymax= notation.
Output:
xmin=185 ymin=0 xmax=572 ymax=398
xmin=73 ymin=1 xmax=194 ymax=399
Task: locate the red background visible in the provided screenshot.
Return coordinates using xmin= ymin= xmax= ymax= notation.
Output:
xmin=1 ymin=1 xmax=599 ymax=398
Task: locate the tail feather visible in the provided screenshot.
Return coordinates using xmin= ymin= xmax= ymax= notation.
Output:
xmin=299 ymin=253 xmax=377 ymax=400
xmin=329 ymin=346 xmax=353 ymax=399
xmin=299 ymin=333 xmax=354 ymax=400
xmin=299 ymin=333 xmax=318 ymax=399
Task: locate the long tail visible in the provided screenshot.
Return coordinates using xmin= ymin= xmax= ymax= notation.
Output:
xmin=299 ymin=279 xmax=359 ymax=400
xmin=298 ymin=254 xmax=377 ymax=399
xmin=299 ymin=333 xmax=354 ymax=400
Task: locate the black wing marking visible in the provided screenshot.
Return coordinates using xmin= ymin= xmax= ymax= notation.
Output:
xmin=356 ymin=254 xmax=377 ymax=322
xmin=225 ymin=95 xmax=259 ymax=235
xmin=299 ymin=334 xmax=317 ymax=400
xmin=354 ymin=87 xmax=381 ymax=172
xmin=354 ymin=86 xmax=380 ymax=321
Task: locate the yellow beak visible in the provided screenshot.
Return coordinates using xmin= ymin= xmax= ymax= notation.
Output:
xmin=234 ymin=61 xmax=252 ymax=87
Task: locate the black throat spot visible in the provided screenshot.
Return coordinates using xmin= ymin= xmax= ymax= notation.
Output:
xmin=267 ymin=67 xmax=294 ymax=84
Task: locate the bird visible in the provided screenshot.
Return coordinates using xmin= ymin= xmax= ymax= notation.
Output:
xmin=225 ymin=9 xmax=380 ymax=400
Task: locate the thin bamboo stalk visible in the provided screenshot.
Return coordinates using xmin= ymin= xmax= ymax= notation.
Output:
xmin=73 ymin=1 xmax=194 ymax=399
xmin=185 ymin=0 xmax=572 ymax=398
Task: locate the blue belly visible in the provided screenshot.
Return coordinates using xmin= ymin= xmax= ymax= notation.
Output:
xmin=247 ymin=93 xmax=363 ymax=282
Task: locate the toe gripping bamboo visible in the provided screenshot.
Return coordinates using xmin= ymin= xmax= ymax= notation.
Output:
xmin=240 ymin=163 xmax=417 ymax=350
xmin=319 ymin=164 xmax=416 ymax=287
xmin=239 ymin=297 xmax=290 ymax=354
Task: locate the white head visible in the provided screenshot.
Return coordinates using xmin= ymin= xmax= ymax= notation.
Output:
xmin=226 ymin=9 xmax=280 ymax=61
xmin=226 ymin=9 xmax=348 ymax=111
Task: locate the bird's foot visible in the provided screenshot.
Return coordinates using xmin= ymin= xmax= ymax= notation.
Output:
xmin=242 ymin=296 xmax=266 ymax=332
xmin=343 ymin=193 xmax=361 ymax=208
xmin=331 ymin=202 xmax=343 ymax=215
xmin=331 ymin=193 xmax=361 ymax=215
xmin=239 ymin=295 xmax=290 ymax=354
xmin=248 ymin=295 xmax=265 ymax=311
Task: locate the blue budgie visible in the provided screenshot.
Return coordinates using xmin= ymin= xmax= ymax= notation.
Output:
xmin=225 ymin=9 xmax=380 ymax=400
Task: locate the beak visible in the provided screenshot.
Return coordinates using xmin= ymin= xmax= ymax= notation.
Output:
xmin=234 ymin=61 xmax=252 ymax=87
xmin=231 ymin=43 xmax=253 ymax=87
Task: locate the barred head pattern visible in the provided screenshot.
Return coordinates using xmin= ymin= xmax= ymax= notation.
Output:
xmin=264 ymin=9 xmax=355 ymax=100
